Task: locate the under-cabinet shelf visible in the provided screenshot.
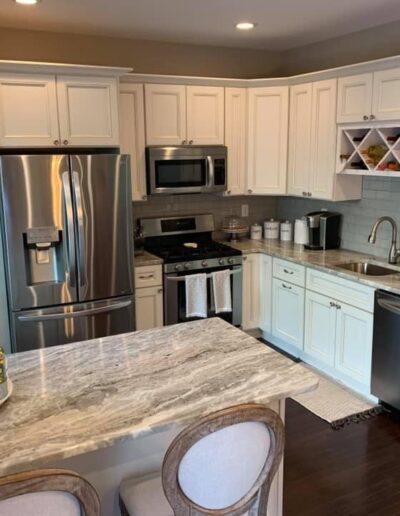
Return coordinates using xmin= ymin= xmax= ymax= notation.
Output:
xmin=337 ymin=124 xmax=400 ymax=177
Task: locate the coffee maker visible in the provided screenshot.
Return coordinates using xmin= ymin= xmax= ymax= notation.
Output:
xmin=305 ymin=211 xmax=342 ymax=250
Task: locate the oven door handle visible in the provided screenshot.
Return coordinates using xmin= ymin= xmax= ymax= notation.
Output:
xmin=165 ymin=268 xmax=241 ymax=282
xmin=206 ymin=156 xmax=214 ymax=187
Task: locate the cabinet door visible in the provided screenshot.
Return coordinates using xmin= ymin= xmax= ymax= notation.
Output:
xmin=144 ymin=84 xmax=186 ymax=145
xmin=135 ymin=286 xmax=164 ymax=330
xmin=309 ymin=79 xmax=337 ymax=200
xmin=247 ymin=87 xmax=288 ymax=195
xmin=287 ymin=83 xmax=312 ymax=197
xmin=372 ymin=68 xmax=400 ymax=121
xmin=57 ymin=76 xmax=119 ymax=146
xmin=119 ymin=83 xmax=147 ymax=201
xmin=272 ymin=278 xmax=304 ymax=350
xmin=186 ymin=86 xmax=224 ymax=144
xmin=259 ymin=254 xmax=273 ymax=333
xmin=242 ymin=254 xmax=260 ymax=330
xmin=0 ymin=73 xmax=59 ymax=147
xmin=337 ymin=74 xmax=373 ymax=123
xmin=304 ymin=291 xmax=336 ymax=366
xmin=335 ymin=303 xmax=373 ymax=386
xmin=224 ymin=88 xmax=247 ymax=195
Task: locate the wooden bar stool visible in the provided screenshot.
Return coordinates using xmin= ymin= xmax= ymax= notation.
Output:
xmin=0 ymin=468 xmax=100 ymax=516
xmin=119 ymin=403 xmax=284 ymax=516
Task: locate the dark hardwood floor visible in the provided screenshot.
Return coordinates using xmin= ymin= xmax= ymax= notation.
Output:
xmin=284 ymin=399 xmax=400 ymax=516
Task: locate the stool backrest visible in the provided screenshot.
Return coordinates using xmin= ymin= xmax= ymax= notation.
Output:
xmin=162 ymin=404 xmax=284 ymax=515
xmin=0 ymin=468 xmax=100 ymax=516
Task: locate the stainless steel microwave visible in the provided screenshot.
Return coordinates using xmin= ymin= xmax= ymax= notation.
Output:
xmin=145 ymin=145 xmax=227 ymax=195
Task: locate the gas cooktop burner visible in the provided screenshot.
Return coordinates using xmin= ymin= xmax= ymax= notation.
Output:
xmin=147 ymin=241 xmax=240 ymax=264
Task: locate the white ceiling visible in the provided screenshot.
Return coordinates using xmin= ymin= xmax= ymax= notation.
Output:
xmin=2 ymin=0 xmax=400 ymax=50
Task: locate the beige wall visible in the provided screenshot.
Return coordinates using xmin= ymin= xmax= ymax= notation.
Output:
xmin=280 ymin=20 xmax=400 ymax=76
xmin=0 ymin=27 xmax=282 ymax=79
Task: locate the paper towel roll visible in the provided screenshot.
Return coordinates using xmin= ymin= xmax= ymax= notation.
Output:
xmin=294 ymin=218 xmax=309 ymax=245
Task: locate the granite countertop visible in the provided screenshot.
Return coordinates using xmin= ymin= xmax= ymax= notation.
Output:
xmin=0 ymin=318 xmax=317 ymax=476
xmin=134 ymin=250 xmax=163 ymax=266
xmin=228 ymin=239 xmax=400 ymax=295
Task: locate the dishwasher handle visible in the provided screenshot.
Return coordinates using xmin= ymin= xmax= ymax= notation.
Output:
xmin=376 ymin=291 xmax=400 ymax=316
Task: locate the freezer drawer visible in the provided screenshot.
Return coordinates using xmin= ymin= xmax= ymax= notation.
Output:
xmin=12 ymin=296 xmax=135 ymax=352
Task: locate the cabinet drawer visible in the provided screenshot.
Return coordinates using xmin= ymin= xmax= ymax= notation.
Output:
xmin=306 ymin=268 xmax=374 ymax=313
xmin=135 ymin=265 xmax=162 ymax=288
xmin=273 ymin=258 xmax=305 ymax=287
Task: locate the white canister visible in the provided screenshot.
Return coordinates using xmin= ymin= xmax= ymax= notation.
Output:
xmin=264 ymin=219 xmax=280 ymax=240
xmin=294 ymin=218 xmax=309 ymax=245
xmin=250 ymin=223 xmax=262 ymax=240
xmin=280 ymin=220 xmax=293 ymax=242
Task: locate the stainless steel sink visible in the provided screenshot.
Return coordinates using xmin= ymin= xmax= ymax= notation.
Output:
xmin=336 ymin=261 xmax=400 ymax=276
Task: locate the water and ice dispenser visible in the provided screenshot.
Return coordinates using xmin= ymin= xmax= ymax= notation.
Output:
xmin=24 ymin=227 xmax=63 ymax=284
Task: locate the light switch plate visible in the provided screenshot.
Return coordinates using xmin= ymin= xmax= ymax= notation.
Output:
xmin=241 ymin=204 xmax=249 ymax=217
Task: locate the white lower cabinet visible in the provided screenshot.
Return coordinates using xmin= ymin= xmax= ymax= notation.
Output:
xmin=259 ymin=254 xmax=273 ymax=333
xmin=304 ymin=291 xmax=337 ymax=367
xmin=335 ymin=303 xmax=373 ymax=386
xmin=135 ymin=264 xmax=164 ymax=331
xmin=242 ymin=254 xmax=260 ymax=330
xmin=304 ymin=290 xmax=373 ymax=390
xmin=135 ymin=286 xmax=163 ymax=331
xmin=272 ymin=278 xmax=304 ymax=350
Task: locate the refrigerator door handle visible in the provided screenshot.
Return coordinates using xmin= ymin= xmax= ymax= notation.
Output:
xmin=17 ymin=299 xmax=132 ymax=322
xmin=61 ymin=171 xmax=77 ymax=288
xmin=72 ymin=171 xmax=87 ymax=289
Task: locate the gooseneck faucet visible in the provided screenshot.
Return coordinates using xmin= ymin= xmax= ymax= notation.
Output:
xmin=368 ymin=216 xmax=400 ymax=264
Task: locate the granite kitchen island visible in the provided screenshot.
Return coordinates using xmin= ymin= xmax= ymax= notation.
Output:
xmin=0 ymin=318 xmax=318 ymax=515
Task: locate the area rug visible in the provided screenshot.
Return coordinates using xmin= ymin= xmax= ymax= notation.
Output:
xmin=291 ymin=365 xmax=384 ymax=430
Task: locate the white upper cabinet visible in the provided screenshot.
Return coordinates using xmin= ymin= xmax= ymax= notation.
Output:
xmin=224 ymin=87 xmax=247 ymax=195
xmin=287 ymin=83 xmax=312 ymax=197
xmin=337 ymin=68 xmax=400 ymax=122
xmin=0 ymin=73 xmax=59 ymax=147
xmin=119 ymin=83 xmax=147 ymax=201
xmin=372 ymin=68 xmax=400 ymax=121
xmin=144 ymin=84 xmax=224 ymax=145
xmin=144 ymin=84 xmax=186 ymax=145
xmin=186 ymin=86 xmax=224 ymax=144
xmin=309 ymin=79 xmax=337 ymax=200
xmin=337 ymin=73 xmax=373 ymax=123
xmin=247 ymin=86 xmax=289 ymax=195
xmin=57 ymin=76 xmax=119 ymax=147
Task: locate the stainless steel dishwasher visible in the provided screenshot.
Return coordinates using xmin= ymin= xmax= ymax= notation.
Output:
xmin=371 ymin=290 xmax=400 ymax=409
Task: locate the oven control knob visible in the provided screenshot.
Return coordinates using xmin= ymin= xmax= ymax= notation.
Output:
xmin=227 ymin=258 xmax=234 ymax=265
xmin=184 ymin=263 xmax=190 ymax=270
xmin=201 ymin=261 xmax=208 ymax=267
xmin=175 ymin=264 xmax=183 ymax=271
xmin=218 ymin=258 xmax=225 ymax=265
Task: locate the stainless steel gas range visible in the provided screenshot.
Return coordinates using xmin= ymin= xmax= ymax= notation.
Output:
xmin=140 ymin=214 xmax=242 ymax=326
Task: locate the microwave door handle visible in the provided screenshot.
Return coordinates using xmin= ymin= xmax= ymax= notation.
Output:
xmin=206 ymin=156 xmax=214 ymax=187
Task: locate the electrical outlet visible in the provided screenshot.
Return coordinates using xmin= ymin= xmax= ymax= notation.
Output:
xmin=241 ymin=204 xmax=249 ymax=217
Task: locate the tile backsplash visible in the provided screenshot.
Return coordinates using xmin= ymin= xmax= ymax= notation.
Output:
xmin=278 ymin=177 xmax=400 ymax=259
xmin=133 ymin=194 xmax=278 ymax=239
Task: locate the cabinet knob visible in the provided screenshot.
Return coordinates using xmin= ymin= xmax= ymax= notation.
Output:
xmin=226 ymin=190 xmax=231 ymax=195
xmin=189 ymin=140 xmax=193 ymax=145
xmin=63 ymin=140 xmax=69 ymax=145
xmin=158 ymin=288 xmax=163 ymax=294
xmin=302 ymin=191 xmax=307 ymax=196
xmin=54 ymin=140 xmax=60 ymax=146
xmin=363 ymin=115 xmax=369 ymax=121
xmin=308 ymin=192 xmax=312 ymax=197
xmin=243 ymin=256 xmax=247 ymax=261
xmin=182 ymin=140 xmax=187 ymax=145
xmin=369 ymin=114 xmax=376 ymax=120
xmin=142 ymin=195 xmax=147 ymax=201
xmin=248 ymin=189 xmax=253 ymax=194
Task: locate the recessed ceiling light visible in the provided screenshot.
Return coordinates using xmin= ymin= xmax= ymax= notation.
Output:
xmin=14 ymin=0 xmax=40 ymax=5
xmin=236 ymin=22 xmax=256 ymax=31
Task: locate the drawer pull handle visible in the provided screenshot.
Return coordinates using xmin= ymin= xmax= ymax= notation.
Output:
xmin=330 ymin=301 xmax=341 ymax=309
xmin=282 ymin=283 xmax=292 ymax=290
xmin=283 ymin=268 xmax=294 ymax=275
xmin=139 ymin=274 xmax=154 ymax=279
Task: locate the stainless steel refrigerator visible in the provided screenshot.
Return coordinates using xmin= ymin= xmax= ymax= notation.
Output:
xmin=0 ymin=154 xmax=134 ymax=352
